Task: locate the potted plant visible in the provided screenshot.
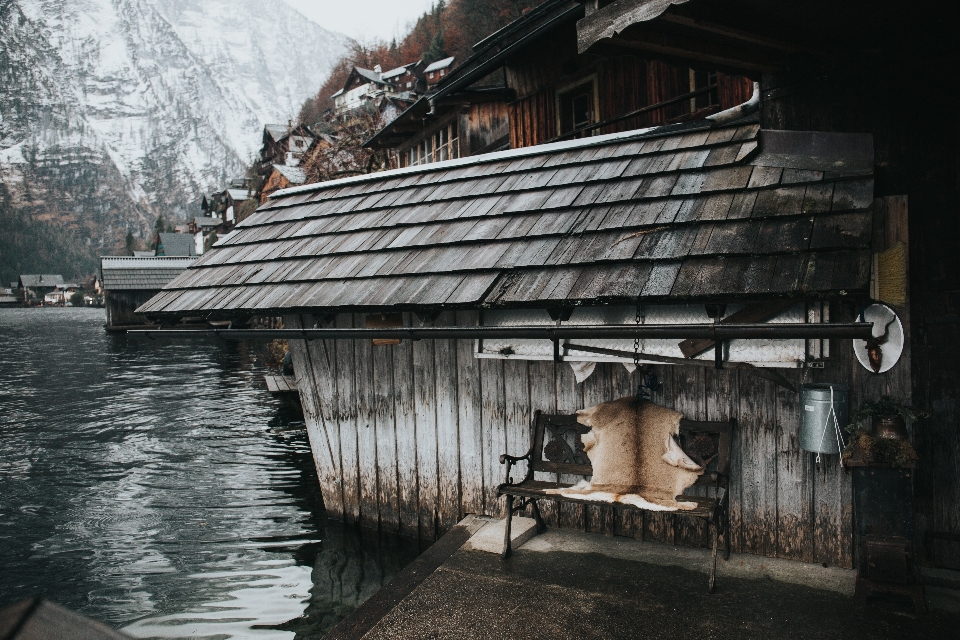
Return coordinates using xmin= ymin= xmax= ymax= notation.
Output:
xmin=842 ymin=396 xmax=924 ymax=467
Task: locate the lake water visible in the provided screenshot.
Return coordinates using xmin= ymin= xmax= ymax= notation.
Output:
xmin=0 ymin=307 xmax=421 ymax=639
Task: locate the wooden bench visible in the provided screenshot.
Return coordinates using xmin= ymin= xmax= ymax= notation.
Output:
xmin=497 ymin=411 xmax=734 ymax=592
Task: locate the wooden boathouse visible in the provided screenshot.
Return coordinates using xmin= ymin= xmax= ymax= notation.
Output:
xmin=140 ymin=118 xmax=899 ymax=567
xmin=138 ymin=0 xmax=959 ymax=572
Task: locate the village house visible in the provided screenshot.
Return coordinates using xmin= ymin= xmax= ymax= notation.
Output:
xmin=259 ymin=122 xmax=318 ymax=168
xmin=260 ymin=164 xmax=309 ymax=204
xmin=42 ymin=282 xmax=81 ymax=306
xmin=138 ymin=0 xmax=958 ymax=591
xmin=101 ymin=256 xmax=195 ymax=330
xmin=366 ymin=1 xmax=751 ymax=168
xmin=423 ymin=56 xmax=455 ymax=90
xmin=186 ymin=216 xmax=222 ymax=254
xmin=155 ymin=232 xmax=197 ymax=258
xmin=331 ymin=63 xmax=422 ymax=117
xmin=0 ymin=286 xmax=19 ymax=306
xmin=17 ymin=274 xmax=64 ymax=304
xmin=222 ymin=186 xmax=252 ymax=226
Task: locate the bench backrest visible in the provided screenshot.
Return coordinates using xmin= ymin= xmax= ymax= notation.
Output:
xmin=530 ymin=410 xmax=734 ymax=489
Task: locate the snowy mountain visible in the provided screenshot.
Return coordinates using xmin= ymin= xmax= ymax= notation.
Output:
xmin=0 ymin=0 xmax=348 ymax=281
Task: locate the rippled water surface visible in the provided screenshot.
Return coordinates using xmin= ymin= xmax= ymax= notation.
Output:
xmin=0 ymin=308 xmax=420 ymax=638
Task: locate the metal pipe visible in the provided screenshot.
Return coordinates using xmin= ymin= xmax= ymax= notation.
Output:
xmin=131 ymin=323 xmax=874 ymax=341
xmin=706 ymin=81 xmax=761 ymax=125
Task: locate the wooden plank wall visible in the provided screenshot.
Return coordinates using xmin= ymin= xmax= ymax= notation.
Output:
xmin=286 ymin=298 xmax=911 ymax=567
xmin=507 ymin=53 xmax=754 ymax=148
xmin=460 ymin=102 xmax=510 ymax=156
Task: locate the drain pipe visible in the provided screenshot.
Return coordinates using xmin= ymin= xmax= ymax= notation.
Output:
xmin=706 ymin=81 xmax=760 ymax=126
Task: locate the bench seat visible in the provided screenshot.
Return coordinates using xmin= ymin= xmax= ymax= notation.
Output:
xmin=499 ymin=480 xmax=719 ymax=519
xmin=496 ymin=410 xmax=734 ymax=592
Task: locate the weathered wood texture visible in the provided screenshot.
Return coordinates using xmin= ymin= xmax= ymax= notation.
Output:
xmin=460 ymin=101 xmax=511 ymax=156
xmin=763 ymin=59 xmax=957 ymax=568
xmin=286 ymin=306 xmax=910 ymax=567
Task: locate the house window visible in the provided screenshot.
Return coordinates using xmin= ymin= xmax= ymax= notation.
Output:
xmin=403 ymin=123 xmax=459 ymax=167
xmin=556 ymin=77 xmax=598 ymax=137
xmin=440 ymin=69 xmax=445 ymax=77
xmin=689 ymin=68 xmax=719 ymax=113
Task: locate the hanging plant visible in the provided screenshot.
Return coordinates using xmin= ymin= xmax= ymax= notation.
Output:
xmin=846 ymin=396 xmax=925 ymax=430
xmin=843 ymin=432 xmax=918 ymax=467
xmin=842 ymin=396 xmax=925 ymax=467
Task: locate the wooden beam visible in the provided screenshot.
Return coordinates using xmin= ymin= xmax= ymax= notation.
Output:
xmin=606 ymin=33 xmax=782 ymax=74
xmin=656 ymin=13 xmax=830 ymax=57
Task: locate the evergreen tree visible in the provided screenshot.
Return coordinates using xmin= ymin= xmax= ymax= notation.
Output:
xmin=423 ymin=29 xmax=446 ymax=64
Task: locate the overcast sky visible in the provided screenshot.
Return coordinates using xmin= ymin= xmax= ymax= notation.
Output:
xmin=280 ymin=0 xmax=439 ymax=42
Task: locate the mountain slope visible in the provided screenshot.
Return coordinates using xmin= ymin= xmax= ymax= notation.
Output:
xmin=0 ymin=0 xmax=348 ymax=282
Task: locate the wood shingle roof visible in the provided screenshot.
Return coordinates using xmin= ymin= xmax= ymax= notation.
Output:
xmin=139 ymin=121 xmax=874 ymax=317
xmin=102 ymin=257 xmax=196 ymax=291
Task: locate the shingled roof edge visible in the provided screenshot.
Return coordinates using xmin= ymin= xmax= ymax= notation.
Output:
xmin=270 ymin=121 xmax=715 ymax=199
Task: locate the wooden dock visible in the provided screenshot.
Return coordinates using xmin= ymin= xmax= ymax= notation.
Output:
xmin=264 ymin=374 xmax=298 ymax=394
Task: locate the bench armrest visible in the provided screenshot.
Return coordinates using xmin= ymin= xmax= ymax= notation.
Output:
xmin=499 ymin=448 xmax=534 ymax=486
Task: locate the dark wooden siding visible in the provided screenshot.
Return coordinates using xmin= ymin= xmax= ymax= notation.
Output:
xmin=286 ymin=301 xmax=909 ymax=567
xmin=504 ymin=21 xmax=754 ymax=149
xmin=762 ymin=61 xmax=960 ymax=569
xmin=460 ymin=101 xmax=511 ymax=156
xmin=105 ymin=290 xmax=159 ymax=327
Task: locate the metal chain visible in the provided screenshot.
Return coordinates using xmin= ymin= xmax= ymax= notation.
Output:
xmin=633 ymin=300 xmax=642 ymax=370
xmin=634 ymin=300 xmax=644 ymax=400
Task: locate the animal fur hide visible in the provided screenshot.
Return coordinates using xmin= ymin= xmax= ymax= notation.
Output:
xmin=546 ymin=396 xmax=703 ymax=510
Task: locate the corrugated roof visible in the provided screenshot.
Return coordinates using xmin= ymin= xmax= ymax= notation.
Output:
xmin=139 ymin=122 xmax=875 ymax=317
xmin=101 ymin=257 xmax=195 ymax=291
xmin=423 ymin=56 xmax=455 ymax=73
xmin=157 ymin=233 xmax=196 ymax=257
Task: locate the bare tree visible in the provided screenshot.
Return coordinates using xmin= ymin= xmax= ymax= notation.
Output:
xmin=301 ymin=104 xmax=396 ymax=183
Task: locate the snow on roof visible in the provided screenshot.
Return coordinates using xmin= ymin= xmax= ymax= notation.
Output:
xmin=381 ymin=63 xmax=414 ymax=80
xmin=331 ymin=88 xmax=344 ymax=98
xmin=194 ymin=216 xmax=221 ymax=226
xmin=265 ymin=124 xmax=289 ymax=141
xmin=272 ymin=164 xmax=307 ymax=185
xmin=424 ymin=56 xmax=455 ymax=73
xmin=227 ymin=189 xmax=251 ymax=201
xmin=354 ymin=67 xmax=390 ymax=84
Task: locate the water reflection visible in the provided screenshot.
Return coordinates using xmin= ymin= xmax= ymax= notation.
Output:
xmin=0 ymin=308 xmax=420 ymax=639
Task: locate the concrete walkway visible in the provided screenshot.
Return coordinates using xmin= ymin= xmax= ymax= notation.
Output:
xmin=326 ymin=517 xmax=960 ymax=640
